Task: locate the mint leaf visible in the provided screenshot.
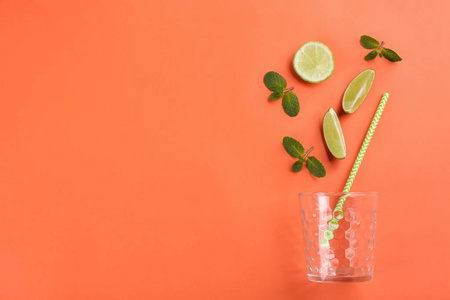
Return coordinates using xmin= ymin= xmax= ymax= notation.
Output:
xmin=364 ymin=50 xmax=378 ymax=61
xmin=282 ymin=92 xmax=299 ymax=117
xmin=306 ymin=156 xmax=326 ymax=178
xmin=264 ymin=71 xmax=287 ymax=93
xmin=360 ymin=35 xmax=380 ymax=49
xmin=292 ymin=158 xmax=304 ymax=172
xmin=269 ymin=91 xmax=283 ymax=101
xmin=381 ymin=47 xmax=402 ymax=62
xmin=283 ymin=136 xmax=304 ymax=158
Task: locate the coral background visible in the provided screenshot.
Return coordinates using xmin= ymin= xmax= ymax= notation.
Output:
xmin=0 ymin=0 xmax=449 ymax=299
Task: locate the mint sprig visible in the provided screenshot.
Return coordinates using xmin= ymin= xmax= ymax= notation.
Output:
xmin=364 ymin=50 xmax=378 ymax=61
xmin=264 ymin=72 xmax=300 ymax=117
xmin=264 ymin=71 xmax=286 ymax=95
xmin=283 ymin=136 xmax=304 ymax=158
xmin=381 ymin=47 xmax=402 ymax=62
xmin=360 ymin=35 xmax=402 ymax=62
xmin=282 ymin=136 xmax=326 ymax=178
xmin=292 ymin=157 xmax=304 ymax=173
xmin=282 ymin=92 xmax=300 ymax=117
xmin=360 ymin=35 xmax=380 ymax=49
xmin=306 ymin=157 xmax=326 ymax=178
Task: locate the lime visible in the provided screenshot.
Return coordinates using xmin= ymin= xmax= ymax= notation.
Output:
xmin=323 ymin=107 xmax=346 ymax=159
xmin=293 ymin=42 xmax=334 ymax=83
xmin=342 ymin=69 xmax=375 ymax=114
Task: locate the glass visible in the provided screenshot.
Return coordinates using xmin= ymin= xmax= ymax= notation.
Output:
xmin=298 ymin=192 xmax=378 ymax=283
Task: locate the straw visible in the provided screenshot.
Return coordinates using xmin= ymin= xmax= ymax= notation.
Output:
xmin=320 ymin=93 xmax=389 ymax=249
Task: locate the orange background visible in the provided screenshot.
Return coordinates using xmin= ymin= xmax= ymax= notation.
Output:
xmin=0 ymin=0 xmax=449 ymax=299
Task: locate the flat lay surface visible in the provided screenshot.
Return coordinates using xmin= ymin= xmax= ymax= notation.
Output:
xmin=0 ymin=0 xmax=449 ymax=299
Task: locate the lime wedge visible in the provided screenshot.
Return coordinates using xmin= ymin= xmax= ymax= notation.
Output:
xmin=342 ymin=69 xmax=375 ymax=114
xmin=293 ymin=42 xmax=334 ymax=83
xmin=323 ymin=107 xmax=346 ymax=159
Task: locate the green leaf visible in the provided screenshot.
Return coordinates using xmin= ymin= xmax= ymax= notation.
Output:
xmin=360 ymin=35 xmax=380 ymax=49
xmin=292 ymin=158 xmax=304 ymax=172
xmin=263 ymin=71 xmax=287 ymax=93
xmin=269 ymin=91 xmax=283 ymax=101
xmin=381 ymin=47 xmax=402 ymax=62
xmin=283 ymin=136 xmax=304 ymax=158
xmin=364 ymin=50 xmax=378 ymax=61
xmin=306 ymin=156 xmax=326 ymax=178
xmin=379 ymin=52 xmax=383 ymax=58
xmin=282 ymin=92 xmax=300 ymax=117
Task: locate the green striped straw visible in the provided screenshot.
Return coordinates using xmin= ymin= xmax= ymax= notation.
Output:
xmin=320 ymin=93 xmax=389 ymax=249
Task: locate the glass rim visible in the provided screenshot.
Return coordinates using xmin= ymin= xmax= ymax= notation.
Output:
xmin=298 ymin=191 xmax=378 ymax=197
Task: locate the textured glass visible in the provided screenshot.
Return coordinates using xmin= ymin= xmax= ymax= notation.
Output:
xmin=299 ymin=192 xmax=378 ymax=283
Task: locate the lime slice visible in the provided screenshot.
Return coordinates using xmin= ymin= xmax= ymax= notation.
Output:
xmin=323 ymin=107 xmax=346 ymax=159
xmin=342 ymin=69 xmax=375 ymax=114
xmin=293 ymin=42 xmax=334 ymax=83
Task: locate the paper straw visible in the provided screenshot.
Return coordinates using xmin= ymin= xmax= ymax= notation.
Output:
xmin=320 ymin=93 xmax=389 ymax=249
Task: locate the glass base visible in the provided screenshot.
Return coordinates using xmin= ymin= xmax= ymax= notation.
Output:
xmin=307 ymin=274 xmax=372 ymax=283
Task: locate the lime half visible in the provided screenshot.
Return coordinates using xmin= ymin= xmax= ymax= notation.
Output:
xmin=342 ymin=69 xmax=375 ymax=114
xmin=323 ymin=107 xmax=346 ymax=159
xmin=293 ymin=42 xmax=334 ymax=83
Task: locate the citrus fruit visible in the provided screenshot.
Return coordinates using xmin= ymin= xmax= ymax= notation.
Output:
xmin=293 ymin=42 xmax=334 ymax=83
xmin=323 ymin=107 xmax=346 ymax=159
xmin=342 ymin=69 xmax=375 ymax=114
